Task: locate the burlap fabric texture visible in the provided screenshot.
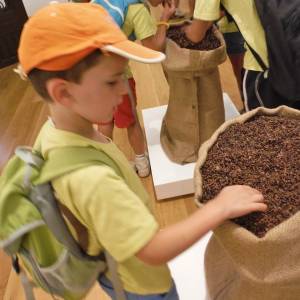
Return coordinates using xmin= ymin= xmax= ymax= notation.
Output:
xmin=160 ymin=30 xmax=226 ymax=164
xmin=194 ymin=106 xmax=300 ymax=300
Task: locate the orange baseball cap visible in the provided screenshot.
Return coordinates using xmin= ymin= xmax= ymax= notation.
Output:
xmin=18 ymin=2 xmax=165 ymax=75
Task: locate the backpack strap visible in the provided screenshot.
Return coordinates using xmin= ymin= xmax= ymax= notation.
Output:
xmin=12 ymin=256 xmax=36 ymax=300
xmin=105 ymin=251 xmax=127 ymax=300
xmin=12 ymin=253 xmax=58 ymax=300
xmin=36 ymin=146 xmax=123 ymax=184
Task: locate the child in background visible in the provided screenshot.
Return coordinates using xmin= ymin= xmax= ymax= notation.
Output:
xmin=187 ymin=0 xmax=245 ymax=101
xmin=93 ymin=0 xmax=176 ymax=177
xmin=184 ymin=0 xmax=297 ymax=110
xmin=17 ymin=3 xmax=267 ymax=299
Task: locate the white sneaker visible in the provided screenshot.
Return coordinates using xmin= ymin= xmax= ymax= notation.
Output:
xmin=134 ymin=154 xmax=150 ymax=178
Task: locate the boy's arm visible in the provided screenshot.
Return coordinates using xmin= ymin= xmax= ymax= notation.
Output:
xmin=184 ymin=0 xmax=221 ymax=43
xmin=136 ymin=185 xmax=267 ymax=265
xmin=184 ymin=19 xmax=213 ymax=43
xmin=141 ymin=0 xmax=176 ymax=51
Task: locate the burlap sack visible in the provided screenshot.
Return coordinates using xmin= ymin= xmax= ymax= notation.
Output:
xmin=160 ymin=30 xmax=226 ymax=164
xmin=194 ymin=106 xmax=300 ymax=300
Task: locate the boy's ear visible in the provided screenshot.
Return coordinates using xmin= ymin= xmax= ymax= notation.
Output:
xmin=46 ymin=78 xmax=74 ymax=107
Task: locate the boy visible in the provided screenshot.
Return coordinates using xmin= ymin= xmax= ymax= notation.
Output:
xmin=184 ymin=0 xmax=290 ymax=110
xmin=93 ymin=0 xmax=176 ymax=177
xmin=17 ymin=3 xmax=266 ymax=299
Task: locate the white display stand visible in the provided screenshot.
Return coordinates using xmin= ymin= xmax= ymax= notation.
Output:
xmin=142 ymin=93 xmax=240 ymax=200
xmin=167 ymin=232 xmax=212 ymax=300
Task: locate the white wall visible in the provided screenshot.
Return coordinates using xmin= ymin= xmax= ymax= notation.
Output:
xmin=22 ymin=0 xmax=68 ymax=16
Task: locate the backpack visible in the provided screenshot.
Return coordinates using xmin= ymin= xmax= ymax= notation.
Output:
xmin=91 ymin=0 xmax=143 ymax=27
xmin=253 ymin=0 xmax=300 ymax=104
xmin=221 ymin=1 xmax=300 ymax=104
xmin=0 ymin=146 xmax=127 ymax=300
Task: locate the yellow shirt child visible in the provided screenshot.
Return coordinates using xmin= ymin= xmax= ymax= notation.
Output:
xmin=38 ymin=120 xmax=172 ymax=294
xmin=193 ymin=0 xmax=268 ymax=72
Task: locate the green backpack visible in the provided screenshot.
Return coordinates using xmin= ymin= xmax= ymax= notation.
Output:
xmin=0 ymin=146 xmax=127 ymax=300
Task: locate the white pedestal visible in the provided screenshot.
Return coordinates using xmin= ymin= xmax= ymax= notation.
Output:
xmin=142 ymin=93 xmax=239 ymax=200
xmin=167 ymin=232 xmax=212 ymax=300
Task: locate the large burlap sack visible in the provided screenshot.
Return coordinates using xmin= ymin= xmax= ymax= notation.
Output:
xmin=194 ymin=106 xmax=300 ymax=300
xmin=160 ymin=30 xmax=226 ymax=164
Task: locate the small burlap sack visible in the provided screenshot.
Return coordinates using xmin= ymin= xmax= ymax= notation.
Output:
xmin=160 ymin=30 xmax=226 ymax=164
xmin=194 ymin=106 xmax=300 ymax=300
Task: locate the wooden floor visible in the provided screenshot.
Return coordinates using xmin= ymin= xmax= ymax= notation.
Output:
xmin=0 ymin=5 xmax=242 ymax=300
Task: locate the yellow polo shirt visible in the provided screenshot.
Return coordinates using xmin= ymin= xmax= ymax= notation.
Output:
xmin=36 ymin=121 xmax=172 ymax=294
xmin=217 ymin=16 xmax=238 ymax=33
xmin=122 ymin=4 xmax=156 ymax=41
xmin=122 ymin=4 xmax=157 ymax=78
xmin=194 ymin=0 xmax=268 ymax=71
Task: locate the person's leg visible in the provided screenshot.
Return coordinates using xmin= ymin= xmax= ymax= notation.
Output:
xmin=222 ymin=31 xmax=245 ymax=99
xmin=127 ymin=111 xmax=146 ymax=155
xmin=115 ymin=78 xmax=150 ymax=177
xmin=127 ymin=120 xmax=150 ymax=178
xmin=228 ymin=53 xmax=244 ymax=95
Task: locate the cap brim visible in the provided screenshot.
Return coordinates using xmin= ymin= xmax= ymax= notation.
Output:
xmin=102 ymin=40 xmax=165 ymax=64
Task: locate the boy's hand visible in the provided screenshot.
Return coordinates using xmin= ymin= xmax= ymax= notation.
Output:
xmin=212 ymin=185 xmax=267 ymax=219
xmin=161 ymin=0 xmax=176 ymax=21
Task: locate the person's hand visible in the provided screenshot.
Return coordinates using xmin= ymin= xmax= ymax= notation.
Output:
xmin=161 ymin=0 xmax=176 ymax=21
xmin=212 ymin=185 xmax=267 ymax=219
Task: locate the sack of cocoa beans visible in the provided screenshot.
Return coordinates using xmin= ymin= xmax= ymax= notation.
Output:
xmin=160 ymin=27 xmax=226 ymax=164
xmin=194 ymin=106 xmax=300 ymax=300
